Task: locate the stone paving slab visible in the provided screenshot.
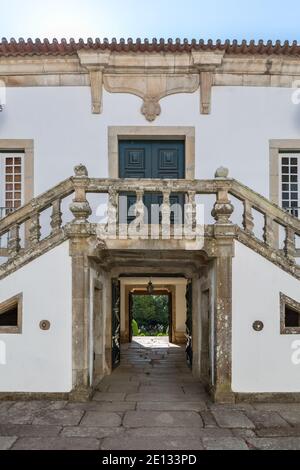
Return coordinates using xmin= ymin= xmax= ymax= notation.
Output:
xmin=208 ymin=403 xmax=255 ymax=412
xmin=253 ymin=403 xmax=300 ymax=411
xmin=245 ymin=410 xmax=290 ymax=429
xmin=0 ymin=424 xmax=62 ymax=437
xmin=12 ymin=437 xmax=100 ymax=450
xmin=101 ymin=435 xmax=204 ymax=450
xmin=202 ymin=437 xmax=249 ymax=450
xmin=126 ymin=393 xmax=199 ymax=402
xmin=123 ymin=411 xmax=203 ymax=428
xmin=277 ymin=411 xmax=300 ymax=426
xmin=0 ymin=410 xmax=34 ymax=425
xmin=248 ymin=437 xmax=300 ymax=450
xmin=125 ymin=427 xmax=233 ymax=438
xmin=61 ymin=426 xmax=125 ymax=439
xmin=106 ymin=384 xmax=140 ymax=393
xmin=200 ymin=411 xmax=218 ymax=428
xmin=32 ymin=410 xmax=84 ymax=426
xmin=80 ymin=412 xmax=122 ymax=427
xmin=139 ymin=385 xmax=184 ymax=393
xmin=66 ymin=401 xmax=136 ymax=412
xmin=231 ymin=429 xmax=256 ymax=439
xmin=211 ymin=410 xmax=255 ymax=429
xmin=137 ymin=401 xmax=207 ymax=411
xmin=256 ymin=427 xmax=300 ymax=437
xmin=0 ymin=402 xmax=14 ymax=413
xmin=92 ymin=392 xmax=127 ymax=402
xmin=9 ymin=401 xmax=67 ymax=413
xmin=0 ymin=436 xmax=18 ymax=450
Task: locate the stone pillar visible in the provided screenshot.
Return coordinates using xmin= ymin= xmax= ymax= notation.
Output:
xmin=67 ymin=165 xmax=93 ymax=401
xmin=211 ymin=167 xmax=236 ymax=403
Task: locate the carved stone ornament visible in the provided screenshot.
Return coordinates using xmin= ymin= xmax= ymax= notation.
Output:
xmin=104 ymin=74 xmax=199 ymax=122
xmin=141 ymin=97 xmax=161 ymax=121
xmin=74 ymin=164 xmax=88 ymax=177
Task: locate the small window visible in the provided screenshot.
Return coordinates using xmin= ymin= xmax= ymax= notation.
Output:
xmin=280 ymin=292 xmax=300 ymax=334
xmin=280 ymin=153 xmax=300 ymax=217
xmin=285 ymin=306 xmax=300 ymax=327
xmin=0 ymin=293 xmax=22 ymax=334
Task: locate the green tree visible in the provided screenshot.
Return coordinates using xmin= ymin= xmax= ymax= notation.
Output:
xmin=132 ymin=295 xmax=169 ymax=334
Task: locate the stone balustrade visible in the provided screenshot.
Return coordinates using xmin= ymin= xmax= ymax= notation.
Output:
xmin=1 ymin=164 xmax=300 ymax=277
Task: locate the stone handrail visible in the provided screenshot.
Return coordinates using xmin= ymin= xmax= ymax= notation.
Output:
xmin=1 ymin=164 xmax=300 ymax=273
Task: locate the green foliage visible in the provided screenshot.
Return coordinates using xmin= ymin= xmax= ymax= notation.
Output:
xmin=132 ymin=295 xmax=169 ymax=335
xmin=131 ymin=318 xmax=139 ymax=336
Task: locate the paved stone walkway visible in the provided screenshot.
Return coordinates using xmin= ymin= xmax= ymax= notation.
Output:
xmin=1 ymin=337 xmax=300 ymax=450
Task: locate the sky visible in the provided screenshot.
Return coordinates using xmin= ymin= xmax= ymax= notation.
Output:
xmin=0 ymin=0 xmax=300 ymax=43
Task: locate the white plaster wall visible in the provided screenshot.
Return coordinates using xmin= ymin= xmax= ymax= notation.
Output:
xmin=0 ymin=242 xmax=72 ymax=393
xmin=232 ymin=240 xmax=300 ymax=393
xmin=175 ymin=283 xmax=187 ymax=332
xmin=1 ymin=86 xmax=300 ymax=202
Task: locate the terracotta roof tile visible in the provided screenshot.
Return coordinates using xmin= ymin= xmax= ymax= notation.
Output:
xmin=0 ymin=38 xmax=299 ymax=57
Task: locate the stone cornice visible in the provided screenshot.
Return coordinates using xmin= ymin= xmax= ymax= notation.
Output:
xmin=1 ymin=50 xmax=300 ymax=119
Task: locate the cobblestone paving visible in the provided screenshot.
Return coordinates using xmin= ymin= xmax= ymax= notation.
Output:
xmin=1 ymin=337 xmax=300 ymax=450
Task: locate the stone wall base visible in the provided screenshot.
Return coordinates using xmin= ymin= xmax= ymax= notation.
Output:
xmin=68 ymin=387 xmax=94 ymax=402
xmin=209 ymin=385 xmax=235 ymax=404
xmin=235 ymin=392 xmax=300 ymax=403
xmin=0 ymin=392 xmax=70 ymax=401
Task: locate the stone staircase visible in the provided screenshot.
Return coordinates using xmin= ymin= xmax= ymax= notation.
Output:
xmin=1 ymin=164 xmax=300 ymax=280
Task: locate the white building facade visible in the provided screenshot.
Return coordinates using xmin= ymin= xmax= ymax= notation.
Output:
xmin=1 ymin=39 xmax=300 ymax=402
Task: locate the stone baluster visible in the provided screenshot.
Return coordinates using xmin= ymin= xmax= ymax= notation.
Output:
xmin=135 ymin=189 xmax=145 ymax=223
xmin=161 ymin=189 xmax=171 ymax=239
xmin=29 ymin=212 xmax=41 ymax=247
xmin=50 ymin=198 xmax=62 ymax=235
xmin=106 ymin=187 xmax=118 ymax=238
xmin=243 ymin=200 xmax=254 ymax=236
xmin=187 ymin=191 xmax=197 ymax=231
xmin=8 ymin=224 xmax=21 ymax=258
xmin=69 ymin=164 xmax=91 ymax=224
xmin=212 ymin=168 xmax=234 ymax=225
xmin=263 ymin=214 xmax=275 ymax=247
xmin=284 ymin=226 xmax=296 ymax=263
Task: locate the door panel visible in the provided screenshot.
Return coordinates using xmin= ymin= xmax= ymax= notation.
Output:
xmin=112 ymin=279 xmax=121 ymax=369
xmin=151 ymin=142 xmax=185 ymax=179
xmin=119 ymin=142 xmax=152 ymax=179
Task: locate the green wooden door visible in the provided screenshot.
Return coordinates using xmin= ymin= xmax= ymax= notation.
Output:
xmin=119 ymin=140 xmax=185 ymax=224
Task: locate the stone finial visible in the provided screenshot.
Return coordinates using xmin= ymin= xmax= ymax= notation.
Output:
xmin=215 ymin=167 xmax=229 ymax=178
xmin=74 ymin=164 xmax=88 ymax=177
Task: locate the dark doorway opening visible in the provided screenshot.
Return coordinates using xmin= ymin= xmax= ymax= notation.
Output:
xmin=129 ymin=292 xmax=172 ymax=343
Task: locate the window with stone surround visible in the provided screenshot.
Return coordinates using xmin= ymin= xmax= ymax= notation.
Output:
xmin=0 ymin=141 xmax=33 ymax=222
xmin=280 ymin=292 xmax=300 ymax=334
xmin=269 ymin=140 xmax=300 ymax=216
xmin=0 ymin=293 xmax=22 ymax=334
